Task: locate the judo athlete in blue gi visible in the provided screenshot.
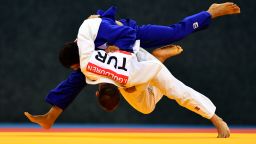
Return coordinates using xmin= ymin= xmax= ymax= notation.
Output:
xmin=24 ymin=2 xmax=240 ymax=138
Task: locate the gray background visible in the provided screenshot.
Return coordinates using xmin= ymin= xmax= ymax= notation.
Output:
xmin=0 ymin=0 xmax=255 ymax=125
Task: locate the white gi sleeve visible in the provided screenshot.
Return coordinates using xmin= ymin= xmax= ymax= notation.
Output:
xmin=77 ymin=18 xmax=102 ymax=76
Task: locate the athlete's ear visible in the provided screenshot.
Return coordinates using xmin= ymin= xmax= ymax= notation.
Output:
xmin=96 ymin=91 xmax=100 ymax=97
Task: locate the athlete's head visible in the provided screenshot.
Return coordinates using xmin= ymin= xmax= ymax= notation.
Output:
xmin=59 ymin=41 xmax=80 ymax=70
xmin=96 ymin=83 xmax=120 ymax=112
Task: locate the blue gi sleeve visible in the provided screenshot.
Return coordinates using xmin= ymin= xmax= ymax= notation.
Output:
xmin=137 ymin=11 xmax=212 ymax=48
xmin=98 ymin=20 xmax=137 ymax=52
xmin=45 ymin=69 xmax=86 ymax=110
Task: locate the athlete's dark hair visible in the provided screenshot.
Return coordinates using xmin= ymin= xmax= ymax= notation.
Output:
xmin=59 ymin=41 xmax=80 ymax=68
xmin=97 ymin=83 xmax=120 ymax=112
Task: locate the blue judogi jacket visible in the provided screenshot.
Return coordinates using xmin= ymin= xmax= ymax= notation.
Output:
xmin=45 ymin=6 xmax=212 ymax=109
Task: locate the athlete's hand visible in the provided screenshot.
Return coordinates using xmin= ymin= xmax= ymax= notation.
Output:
xmin=115 ymin=21 xmax=123 ymax=26
xmin=87 ymin=14 xmax=100 ymax=19
xmin=207 ymin=2 xmax=240 ymax=19
xmin=87 ymin=14 xmax=123 ymax=26
xmin=105 ymin=45 xmax=120 ymax=53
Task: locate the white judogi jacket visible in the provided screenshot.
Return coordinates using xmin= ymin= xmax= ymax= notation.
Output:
xmin=77 ymin=18 xmax=162 ymax=88
xmin=84 ymin=43 xmax=162 ymax=88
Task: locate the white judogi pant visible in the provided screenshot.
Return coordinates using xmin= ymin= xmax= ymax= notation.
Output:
xmin=119 ymin=48 xmax=216 ymax=119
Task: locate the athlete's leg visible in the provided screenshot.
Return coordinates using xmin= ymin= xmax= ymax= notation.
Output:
xmin=151 ymin=64 xmax=230 ymax=138
xmin=137 ymin=23 xmax=195 ymax=48
xmin=137 ymin=2 xmax=240 ymax=49
xmin=139 ymin=48 xmax=229 ymax=138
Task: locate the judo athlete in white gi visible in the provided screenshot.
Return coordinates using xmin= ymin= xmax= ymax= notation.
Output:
xmin=84 ymin=42 xmax=215 ymax=119
xmin=24 ymin=2 xmax=240 ymax=138
xmin=80 ymin=38 xmax=228 ymax=137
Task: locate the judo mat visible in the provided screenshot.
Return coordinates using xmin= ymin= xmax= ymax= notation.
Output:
xmin=0 ymin=124 xmax=256 ymax=144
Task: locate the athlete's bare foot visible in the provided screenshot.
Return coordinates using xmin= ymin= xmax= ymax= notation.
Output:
xmin=24 ymin=112 xmax=54 ymax=129
xmin=24 ymin=106 xmax=63 ymax=129
xmin=207 ymin=2 xmax=240 ymax=19
xmin=152 ymin=45 xmax=183 ymax=62
xmin=210 ymin=114 xmax=230 ymax=138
